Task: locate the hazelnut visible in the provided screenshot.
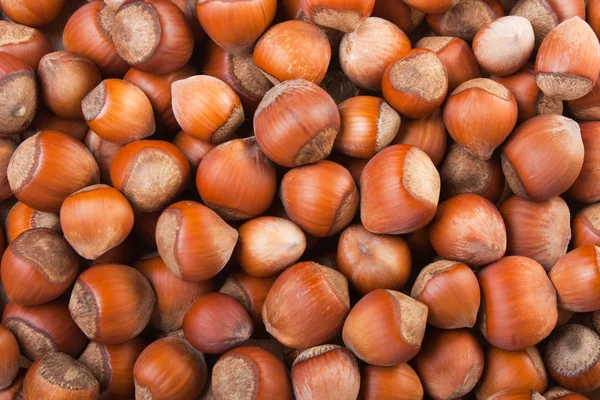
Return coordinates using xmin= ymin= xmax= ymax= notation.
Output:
xmin=7 ymin=130 xmax=100 ymax=213
xmin=60 ymin=184 xmax=134 ymax=260
xmin=38 ymin=51 xmax=102 ymax=120
xmin=334 ymin=96 xmax=400 ymax=159
xmin=79 ymin=337 xmax=146 ymax=399
xmin=535 ymin=17 xmax=600 ymax=100
xmin=342 ymin=289 xmax=427 ymax=366
xmin=82 ymin=79 xmax=156 ymax=145
xmin=112 ymin=0 xmax=193 ymax=75
xmin=235 ymin=216 xmax=306 ymax=278
xmin=0 ymin=53 xmax=38 ymax=137
xmin=473 ymin=16 xmax=535 ymax=76
xmin=1 ymin=228 xmax=78 ymax=306
xmin=133 ymin=337 xmax=207 ymax=399
xmin=291 ymin=345 xmax=360 ymax=400
xmin=392 ymin=109 xmax=447 ymax=166
xmin=568 ymin=121 xmax=600 ymax=203
xmin=572 ymin=203 xmax=600 ymax=248
xmin=412 ymin=329 xmax=484 ymax=400
xmin=478 ymin=256 xmax=558 ymax=350
xmin=501 ymin=114 xmax=584 ymax=201
xmin=477 ymin=346 xmax=548 ymax=400
xmin=339 ymin=17 xmax=411 ymax=91
xmin=263 ymin=262 xmax=350 ymax=348
xmin=439 ymin=144 xmax=505 ymax=203
xmin=23 ymin=352 xmax=99 ymax=399
xmin=429 ymin=194 xmax=507 ymax=267
xmin=68 ymin=264 xmax=156 ymax=345
xmin=212 ymin=346 xmax=292 ymax=400
xmin=549 ymin=245 xmax=600 ymax=312
xmin=254 ymin=20 xmax=331 ymax=85
xmin=426 ymin=0 xmax=505 ymax=41
xmin=183 ymin=292 xmax=254 ymax=354
xmin=2 ymin=299 xmax=88 ymax=361
xmin=197 ymin=137 xmax=277 ymax=221
xmin=444 ymin=78 xmax=518 ymax=160
xmin=280 ymin=160 xmax=358 ymax=237
xmin=544 ymin=324 xmax=600 ymax=392
xmin=155 ymin=201 xmax=238 ymax=281
xmin=411 ymin=260 xmax=481 ymax=329
xmin=0 ymin=21 xmax=51 ymax=71
xmin=360 ymin=144 xmax=440 ymax=234
xmin=254 ymin=79 xmax=340 ymax=167
xmin=361 ymin=363 xmax=424 ymax=400
xmin=499 ymin=196 xmax=571 ymax=270
xmin=110 ymin=140 xmax=190 ymax=212
xmin=337 ymin=224 xmax=412 ymax=295
xmin=0 ymin=324 xmax=19 ymax=391
xmin=382 ymin=49 xmax=448 ymax=118
xmin=63 ymin=1 xmax=129 ymax=77
xmin=300 ymin=0 xmax=375 ymax=32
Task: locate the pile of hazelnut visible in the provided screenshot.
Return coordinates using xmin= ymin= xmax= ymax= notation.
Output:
xmin=0 ymin=0 xmax=600 ymax=399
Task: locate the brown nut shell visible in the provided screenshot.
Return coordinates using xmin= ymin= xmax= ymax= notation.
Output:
xmin=334 ymin=96 xmax=400 ymax=159
xmin=412 ymin=329 xmax=484 ymax=400
xmin=411 ymin=260 xmax=481 ymax=329
xmin=0 ymin=52 xmax=37 ymax=137
xmin=155 ymin=201 xmax=238 ymax=282
xmin=382 ymin=49 xmax=448 ymax=119
xmin=60 ymin=184 xmax=134 ymax=260
xmin=110 ymin=140 xmax=190 ymax=212
xmin=196 ymin=0 xmax=277 ymax=55
xmin=501 ymin=114 xmax=583 ymax=201
xmin=549 ymin=245 xmax=600 ymax=312
xmin=443 ymin=78 xmax=518 ymax=160
xmin=1 ymin=228 xmax=79 ymax=306
xmin=339 ymin=17 xmax=411 ymax=91
xmin=342 ymin=289 xmax=428 ymax=366
xmin=196 ymin=137 xmax=277 ymax=221
xmin=133 ymin=337 xmax=207 ymax=399
xmin=82 ymin=79 xmax=156 ymax=145
xmin=360 ymin=144 xmax=440 ymax=234
xmin=112 ymin=0 xmax=194 ymax=75
xmin=478 ymin=256 xmax=558 ymax=351
xmin=171 ymin=75 xmax=244 ymax=144
xmin=38 ymin=51 xmax=102 ymax=120
xmin=63 ymin=1 xmax=129 ymax=77
xmin=254 ymin=79 xmax=340 ymax=167
xmin=429 ymin=194 xmax=507 ymax=267
xmin=68 ymin=264 xmax=156 ymax=345
xmin=280 ymin=160 xmax=358 ymax=237
xmin=291 ymin=345 xmax=360 ymax=400
xmin=2 ymin=299 xmax=88 ymax=361
xmin=500 ymin=195 xmax=571 ymax=270
xmin=0 ymin=21 xmax=51 ymax=71
xmin=337 ymin=224 xmax=411 ymax=295
xmin=535 ymin=17 xmax=600 ymax=100
xmin=78 ymin=337 xmax=146 ymax=399
xmin=135 ymin=253 xmax=214 ymax=332
xmin=212 ymin=346 xmax=292 ymax=400
xmin=23 ymin=352 xmax=99 ymax=400
xmin=262 ymin=262 xmax=350 ymax=349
